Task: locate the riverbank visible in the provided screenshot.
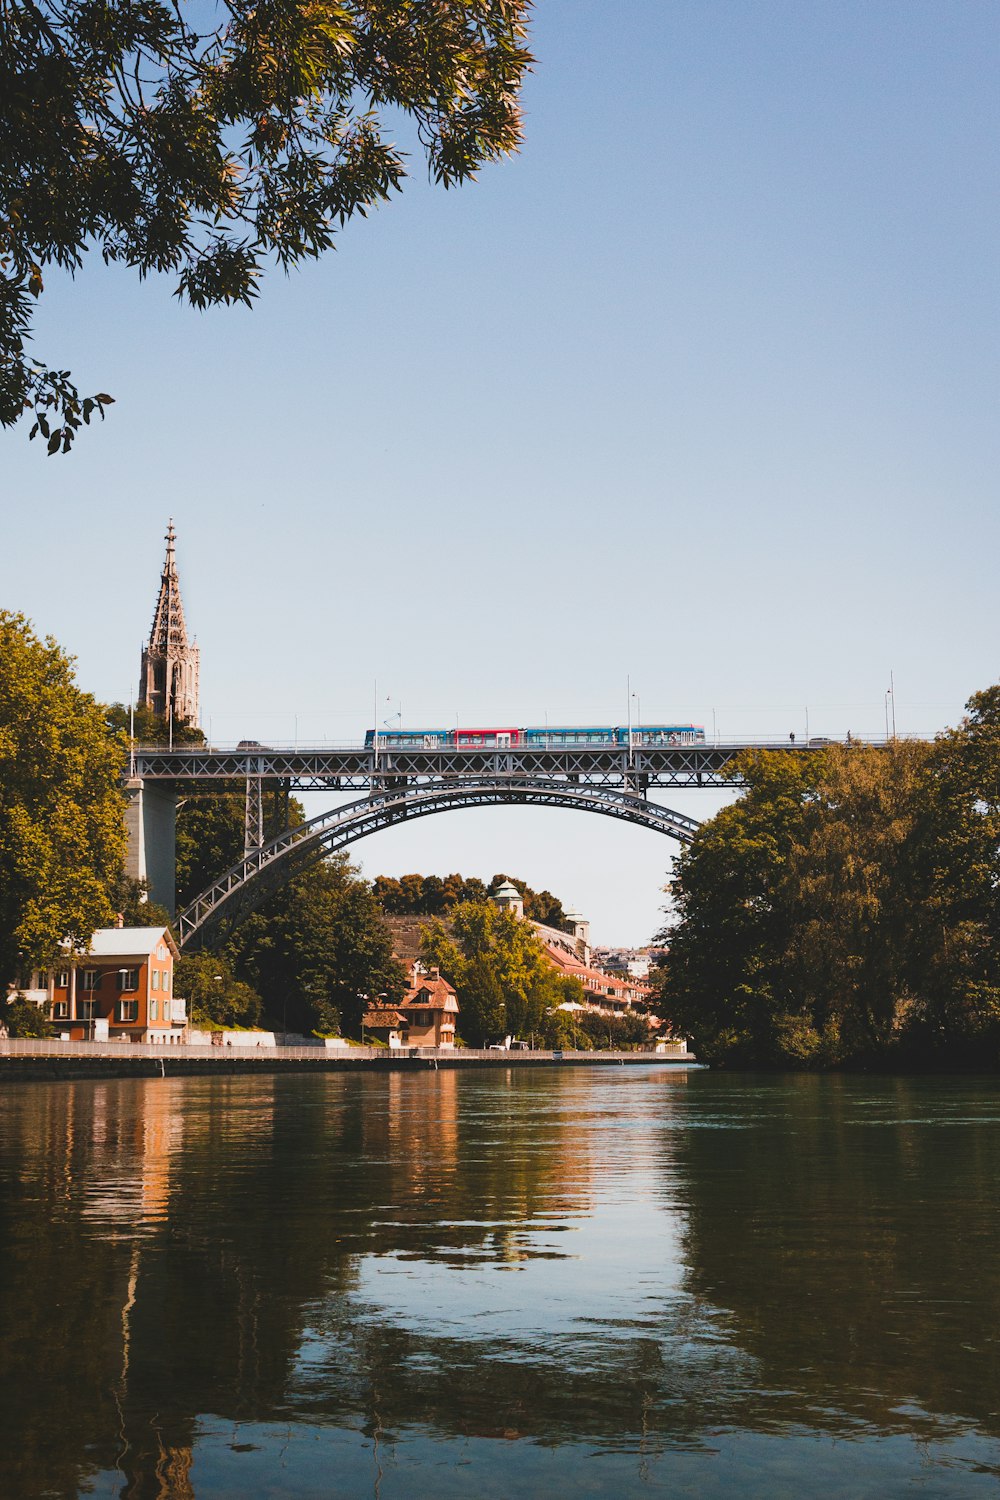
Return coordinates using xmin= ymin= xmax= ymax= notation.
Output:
xmin=0 ymin=1037 xmax=694 ymax=1081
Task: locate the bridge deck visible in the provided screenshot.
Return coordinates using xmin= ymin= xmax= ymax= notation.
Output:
xmin=132 ymin=741 xmax=834 ymax=790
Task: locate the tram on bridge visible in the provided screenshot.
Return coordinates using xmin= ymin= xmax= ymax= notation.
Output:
xmin=364 ymin=723 xmax=707 ymax=750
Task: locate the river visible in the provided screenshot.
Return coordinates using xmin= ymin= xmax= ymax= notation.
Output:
xmin=1 ymin=1067 xmax=998 ymax=1498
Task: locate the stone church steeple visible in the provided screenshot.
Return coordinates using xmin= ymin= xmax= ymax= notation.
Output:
xmin=139 ymin=521 xmax=200 ymax=725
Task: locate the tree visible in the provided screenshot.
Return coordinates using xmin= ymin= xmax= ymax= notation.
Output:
xmin=455 ymin=954 xmax=507 ymax=1047
xmin=373 ymin=868 xmax=569 ymax=925
xmin=174 ymin=951 xmax=262 ymax=1030
xmin=175 ymin=782 xmax=299 ymax=907
xmin=784 ymin=741 xmax=932 ymax=1059
xmin=372 ymin=875 xmax=404 ymax=914
xmin=658 ymin=721 xmax=1000 ymax=1070
xmin=107 ymin=873 xmax=171 ymax=929
xmin=420 ymin=874 xmax=446 ymax=915
xmin=0 ymin=612 xmax=126 ymax=996
xmin=175 ymin=791 xmax=246 ymax=907
xmin=105 ymin=702 xmax=204 ymax=746
xmin=1 ymin=1 xmax=533 ymax=451
xmin=2 ymin=995 xmax=53 ymax=1038
xmin=227 ymin=854 xmax=404 ymax=1035
xmin=912 ymin=687 xmax=1000 ymax=1057
xmin=574 ymin=1009 xmax=651 ymax=1051
xmin=398 ymin=873 xmax=426 ymax=913
xmin=421 ymin=897 xmax=568 ymax=1044
xmin=657 ymin=749 xmax=823 ymax=1068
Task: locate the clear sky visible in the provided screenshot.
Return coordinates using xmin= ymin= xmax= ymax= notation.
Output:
xmin=2 ymin=1 xmax=998 ymax=944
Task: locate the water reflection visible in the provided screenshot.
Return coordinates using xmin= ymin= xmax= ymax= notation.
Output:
xmin=671 ymin=1074 xmax=1000 ymax=1451
xmin=0 ymin=1069 xmax=999 ymax=1497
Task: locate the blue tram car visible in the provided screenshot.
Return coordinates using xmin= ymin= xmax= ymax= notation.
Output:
xmin=365 ymin=723 xmax=706 ymax=748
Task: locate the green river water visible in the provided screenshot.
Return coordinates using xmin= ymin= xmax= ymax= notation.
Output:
xmin=1 ymin=1066 xmax=999 ymax=1498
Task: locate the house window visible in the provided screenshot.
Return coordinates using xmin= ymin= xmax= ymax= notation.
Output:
xmin=150 ymin=997 xmax=158 ymax=1021
xmin=53 ymin=1000 xmax=69 ymax=1019
xmin=79 ymin=1000 xmax=97 ymax=1019
xmin=81 ymin=970 xmax=102 ymax=991
xmin=151 ymin=971 xmax=160 ymax=991
xmin=116 ymin=999 xmax=138 ymax=1022
xmin=118 ymin=969 xmax=138 ymax=992
xmin=162 ymin=971 xmax=170 ymax=992
xmin=56 ymin=972 xmax=69 ymax=988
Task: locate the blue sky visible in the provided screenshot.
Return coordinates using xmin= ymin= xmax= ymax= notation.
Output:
xmin=2 ymin=0 xmax=997 ymax=943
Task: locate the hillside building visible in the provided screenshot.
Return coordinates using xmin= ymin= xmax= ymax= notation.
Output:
xmin=491 ymin=882 xmax=657 ymax=1022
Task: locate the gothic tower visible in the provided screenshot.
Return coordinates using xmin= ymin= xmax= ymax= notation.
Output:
xmin=139 ymin=521 xmax=200 ymax=725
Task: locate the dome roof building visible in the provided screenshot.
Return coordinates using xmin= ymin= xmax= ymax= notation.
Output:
xmin=491 ymin=880 xmax=524 ymax=919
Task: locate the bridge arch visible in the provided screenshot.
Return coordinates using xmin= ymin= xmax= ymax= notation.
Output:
xmin=176 ymin=777 xmax=700 ymax=951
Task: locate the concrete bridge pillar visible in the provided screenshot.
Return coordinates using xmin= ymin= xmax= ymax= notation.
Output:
xmin=124 ymin=779 xmax=177 ymax=916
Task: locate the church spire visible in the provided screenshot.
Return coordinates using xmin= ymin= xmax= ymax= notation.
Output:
xmin=139 ymin=520 xmax=200 ymax=726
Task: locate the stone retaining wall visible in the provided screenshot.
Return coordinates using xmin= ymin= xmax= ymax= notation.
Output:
xmin=0 ymin=1038 xmax=693 ymax=1080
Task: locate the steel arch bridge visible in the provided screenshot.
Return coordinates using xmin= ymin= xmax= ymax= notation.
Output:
xmin=176 ymin=777 xmax=701 ymax=951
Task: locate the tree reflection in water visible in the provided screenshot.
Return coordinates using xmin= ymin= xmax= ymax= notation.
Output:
xmin=670 ymin=1073 xmax=1000 ymax=1449
xmin=0 ymin=1069 xmax=999 ymax=1498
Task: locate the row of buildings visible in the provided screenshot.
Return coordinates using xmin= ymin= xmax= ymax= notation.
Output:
xmin=493 ymin=880 xmax=659 ymax=1017
xmin=7 ymin=883 xmax=660 ymax=1047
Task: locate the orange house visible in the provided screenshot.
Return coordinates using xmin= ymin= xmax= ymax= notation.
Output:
xmin=398 ymin=964 xmax=459 ymax=1048
xmin=49 ymin=927 xmax=186 ymax=1042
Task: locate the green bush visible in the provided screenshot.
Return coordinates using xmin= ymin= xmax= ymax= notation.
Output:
xmin=3 ymin=997 xmax=51 ymax=1038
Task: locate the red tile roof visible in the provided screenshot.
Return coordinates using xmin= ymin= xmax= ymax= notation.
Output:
xmin=541 ymin=941 xmax=654 ymax=1001
xmin=364 ymin=1008 xmax=407 ymax=1028
xmin=402 ymin=974 xmax=459 ymax=1012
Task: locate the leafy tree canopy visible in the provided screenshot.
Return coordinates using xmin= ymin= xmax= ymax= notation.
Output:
xmin=1 ymin=0 xmax=533 ymax=451
xmin=226 ymin=853 xmax=405 ymax=1036
xmin=658 ymin=704 xmax=1000 ymax=1070
xmin=374 ymin=869 xmax=568 ymax=927
xmin=105 ymin=701 xmax=204 ymax=746
xmin=420 ymin=898 xmax=583 ymax=1045
xmin=3 ymin=994 xmax=53 ymax=1037
xmin=175 ymin=781 xmax=299 ymax=907
xmin=108 ymin=873 xmax=172 ymax=929
xmin=0 ymin=612 xmax=126 ymax=993
xmin=174 ymin=949 xmax=262 ymax=1030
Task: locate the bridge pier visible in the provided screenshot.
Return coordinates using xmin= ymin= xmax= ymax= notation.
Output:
xmin=124 ymin=779 xmax=176 ymax=916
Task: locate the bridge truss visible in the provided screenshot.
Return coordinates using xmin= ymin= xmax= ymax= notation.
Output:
xmin=133 ymin=740 xmax=793 ymax=795
xmin=175 ymin=777 xmax=702 ymax=951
